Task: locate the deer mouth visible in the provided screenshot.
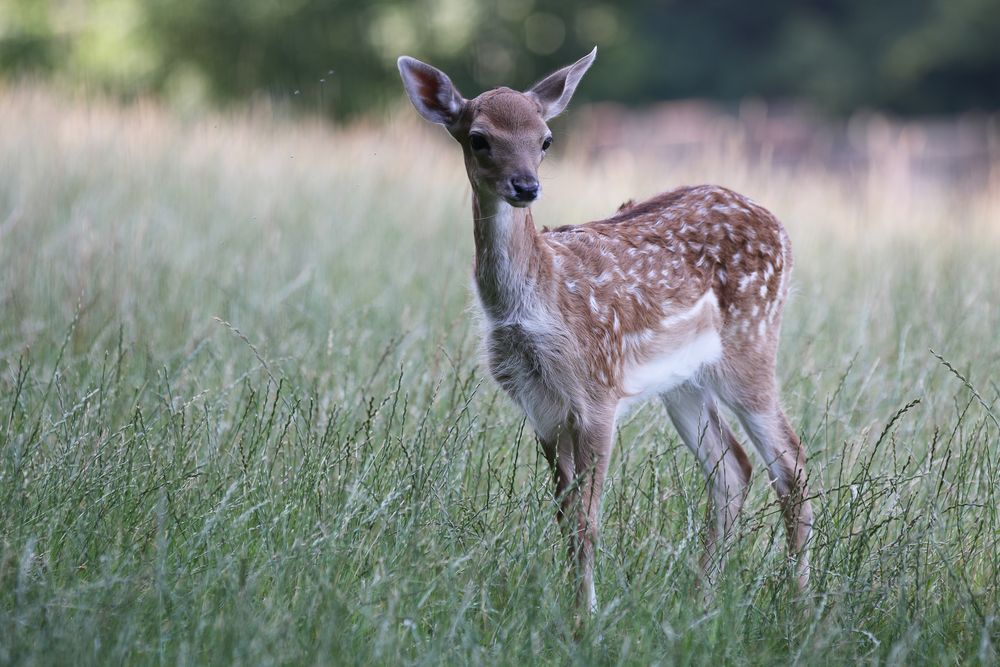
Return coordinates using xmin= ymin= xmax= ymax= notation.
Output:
xmin=502 ymin=189 xmax=539 ymax=207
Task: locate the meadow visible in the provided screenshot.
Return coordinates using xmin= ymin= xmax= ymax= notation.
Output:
xmin=1 ymin=86 xmax=998 ymax=665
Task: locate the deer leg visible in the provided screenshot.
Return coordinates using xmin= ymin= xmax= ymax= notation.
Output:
xmin=569 ymin=414 xmax=614 ymax=613
xmin=663 ymin=383 xmax=752 ymax=584
xmin=538 ymin=429 xmax=576 ymax=527
xmin=726 ymin=396 xmax=813 ymax=590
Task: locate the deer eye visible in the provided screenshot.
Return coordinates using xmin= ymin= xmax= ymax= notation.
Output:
xmin=469 ymin=133 xmax=490 ymax=151
xmin=542 ymin=136 xmax=552 ymax=151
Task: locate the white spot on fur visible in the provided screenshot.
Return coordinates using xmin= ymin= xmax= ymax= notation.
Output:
xmin=738 ymin=272 xmax=757 ymax=292
xmin=776 ymin=229 xmax=790 ymax=301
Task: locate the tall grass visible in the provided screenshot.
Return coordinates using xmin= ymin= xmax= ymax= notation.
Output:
xmin=1 ymin=86 xmax=998 ymax=665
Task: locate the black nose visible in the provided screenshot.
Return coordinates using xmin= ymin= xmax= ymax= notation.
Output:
xmin=510 ymin=175 xmax=539 ymax=201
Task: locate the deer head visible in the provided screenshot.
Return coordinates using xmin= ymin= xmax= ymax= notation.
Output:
xmin=398 ymin=48 xmax=596 ymax=207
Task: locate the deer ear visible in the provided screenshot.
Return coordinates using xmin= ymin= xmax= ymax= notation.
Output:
xmin=527 ymin=47 xmax=597 ymax=120
xmin=397 ymin=56 xmax=466 ymax=127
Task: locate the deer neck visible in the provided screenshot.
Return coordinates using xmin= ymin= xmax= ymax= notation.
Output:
xmin=472 ymin=191 xmax=550 ymax=320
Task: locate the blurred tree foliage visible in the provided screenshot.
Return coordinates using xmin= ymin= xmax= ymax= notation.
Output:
xmin=1 ymin=0 xmax=998 ymax=117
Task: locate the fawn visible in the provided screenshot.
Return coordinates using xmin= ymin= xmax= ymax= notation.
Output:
xmin=398 ymin=48 xmax=812 ymax=611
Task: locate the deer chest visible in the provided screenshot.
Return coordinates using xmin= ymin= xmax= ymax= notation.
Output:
xmin=484 ymin=321 xmax=570 ymax=440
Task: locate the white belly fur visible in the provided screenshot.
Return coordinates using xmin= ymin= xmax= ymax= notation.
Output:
xmin=617 ymin=330 xmax=722 ymax=414
xmin=616 ymin=290 xmax=723 ymax=419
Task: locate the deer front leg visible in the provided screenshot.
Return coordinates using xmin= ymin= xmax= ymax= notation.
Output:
xmin=539 ymin=429 xmax=576 ymax=527
xmin=569 ymin=413 xmax=614 ymax=613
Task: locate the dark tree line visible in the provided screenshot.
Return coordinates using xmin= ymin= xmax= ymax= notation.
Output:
xmin=2 ymin=0 xmax=998 ymax=117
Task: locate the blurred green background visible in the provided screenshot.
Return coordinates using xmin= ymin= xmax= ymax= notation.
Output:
xmin=2 ymin=0 xmax=999 ymax=118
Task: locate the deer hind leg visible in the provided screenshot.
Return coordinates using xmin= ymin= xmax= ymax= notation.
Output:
xmin=722 ymin=389 xmax=813 ymax=590
xmin=662 ymin=383 xmax=753 ymax=583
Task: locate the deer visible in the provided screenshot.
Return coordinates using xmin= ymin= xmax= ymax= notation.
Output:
xmin=397 ymin=48 xmax=813 ymax=612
